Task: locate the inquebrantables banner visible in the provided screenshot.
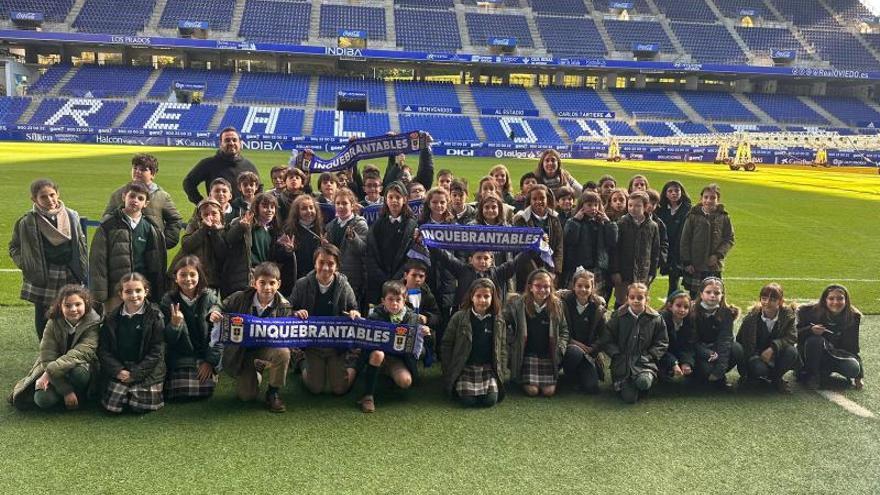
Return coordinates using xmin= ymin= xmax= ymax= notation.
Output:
xmin=294 ymin=131 xmax=428 ymax=173
xmin=419 ymin=223 xmax=554 ymax=267
xmin=220 ymin=314 xmax=424 ymax=358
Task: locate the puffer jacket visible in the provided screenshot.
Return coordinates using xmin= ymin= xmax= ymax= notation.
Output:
xmin=9 ymin=207 xmax=88 ymax=288
xmin=503 ymin=294 xmax=569 ymax=383
xmin=679 ymin=204 xmax=735 ymax=272
xmin=220 ymin=288 xmax=293 ymax=377
xmin=103 ymin=184 xmax=184 ymax=249
xmin=325 ymin=215 xmax=369 ymax=297
xmin=562 ymin=216 xmax=618 ymax=286
xmin=441 ymin=309 xmax=508 ymax=400
xmin=89 ymin=209 xmax=166 ymax=303
xmin=512 ymin=206 xmax=564 ymax=289
xmin=610 ymin=214 xmax=660 ymax=284
xmin=736 ymin=304 xmax=797 ymax=357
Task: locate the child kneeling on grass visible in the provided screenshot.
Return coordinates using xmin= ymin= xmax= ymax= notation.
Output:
xmin=505 ymin=269 xmax=569 ymax=398
xmin=99 ymin=273 xmax=166 ymax=414
xmin=10 ymin=285 xmax=100 ymax=411
xmin=599 ymin=282 xmax=668 ymax=404
xmin=442 ymin=278 xmax=508 ymax=407
xmin=356 ymin=280 xmax=430 ymax=413
xmin=733 ymin=283 xmax=798 ymax=394
xmin=685 ymin=277 xmax=739 ymax=390
xmin=220 ymin=262 xmax=292 ymax=413
xmin=797 ymin=284 xmax=864 ymax=390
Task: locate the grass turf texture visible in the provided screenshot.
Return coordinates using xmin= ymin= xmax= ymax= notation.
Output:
xmin=1 ymin=142 xmax=879 ymax=312
xmin=1 ymin=143 xmax=879 ymax=492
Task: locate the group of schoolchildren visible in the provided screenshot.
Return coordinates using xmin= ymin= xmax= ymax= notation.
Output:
xmin=8 ymin=146 xmax=865 ymax=414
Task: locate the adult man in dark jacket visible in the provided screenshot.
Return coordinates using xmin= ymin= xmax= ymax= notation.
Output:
xmin=182 ymin=127 xmax=260 ymax=205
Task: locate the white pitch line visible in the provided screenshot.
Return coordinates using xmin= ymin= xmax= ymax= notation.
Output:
xmin=816 ymin=390 xmax=876 ymax=419
xmin=724 ymin=277 xmax=880 ymax=283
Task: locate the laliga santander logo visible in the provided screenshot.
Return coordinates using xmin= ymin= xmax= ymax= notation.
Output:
xmin=393 ymin=326 xmax=409 ymax=352
xmin=230 ymin=316 xmax=245 ymax=343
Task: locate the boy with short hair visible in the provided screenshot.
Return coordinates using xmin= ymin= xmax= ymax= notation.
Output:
xmin=401 ymin=259 xmax=441 ymax=361
xmin=356 ymin=280 xmax=427 ymax=413
xmin=220 ymin=262 xmax=292 ymax=412
xmin=278 ymin=167 xmax=307 ymax=221
xmin=359 ymin=170 xmax=384 ymax=208
xmin=514 ymin=172 xmax=539 ymax=211
xmin=316 ymin=172 xmax=339 ymax=205
xmin=291 ymin=245 xmax=361 ymax=396
xmin=449 ymin=179 xmax=475 ymax=224
xmin=230 ymin=171 xmax=260 ymax=219
xmin=103 ymin=153 xmax=184 ymax=249
xmin=437 ymin=169 xmax=454 ymax=192
xmin=90 ymin=181 xmax=167 ymax=306
xmin=268 ymin=166 xmax=287 ymax=199
xmin=208 ymin=178 xmax=236 ymax=224
xmin=407 ymin=181 xmax=426 ymax=201
xmin=429 ymin=246 xmax=535 ymax=308
xmin=555 ymin=186 xmax=575 ymax=226
xmin=610 ymin=191 xmax=661 ymax=308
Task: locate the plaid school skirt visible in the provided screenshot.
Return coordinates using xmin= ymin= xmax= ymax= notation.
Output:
xmin=20 ymin=264 xmax=78 ymax=306
xmin=455 ymin=364 xmax=499 ymax=397
xmin=165 ymin=367 xmax=217 ymax=400
xmin=102 ymin=380 xmax=165 ymax=413
xmin=521 ymin=356 xmax=557 ymax=387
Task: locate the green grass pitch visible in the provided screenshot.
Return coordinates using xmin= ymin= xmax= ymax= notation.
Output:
xmin=0 ymin=142 xmax=878 ymax=493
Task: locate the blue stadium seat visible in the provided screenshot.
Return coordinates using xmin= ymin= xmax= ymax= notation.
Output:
xmin=61 ymin=65 xmax=152 ymax=98
xmin=73 ymin=0 xmax=154 ymax=35
xmin=610 ymin=89 xmax=686 ymax=119
xmin=652 ymin=0 xmax=717 ymax=22
xmin=541 ymin=87 xmax=610 ymax=115
xmin=317 ymin=77 xmax=387 ymax=110
xmin=536 ymin=16 xmax=607 ymax=59
xmin=28 ymin=64 xmax=71 ymax=95
xmin=559 ymin=119 xmax=638 ymax=139
xmin=592 ymin=0 xmax=652 ymax=14
xmin=735 ymin=26 xmax=811 ymax=60
xmin=471 ymin=84 xmax=537 ymax=112
xmin=810 ymin=96 xmax=880 ymax=125
xmin=824 ymin=0 xmax=874 ymax=23
xmin=528 ymin=0 xmax=588 ymax=16
xmin=394 ymin=8 xmax=461 ymax=52
xmin=676 ymin=91 xmax=759 ymax=122
xmin=716 ymin=0 xmax=768 ymax=19
xmin=159 ymin=0 xmax=234 ymax=31
xmin=0 ymin=0 xmax=74 ymax=22
xmin=394 ymin=81 xmax=461 ymax=111
xmin=121 ymin=102 xmax=217 ymax=131
xmin=395 ymin=0 xmax=454 ymax=8
xmin=802 ymin=29 xmax=880 ymax=71
xmin=0 ymin=96 xmax=30 ymax=124
xmin=768 ymin=0 xmax=840 ymax=29
xmin=239 ymin=0 xmax=310 ymax=43
xmin=148 ymin=68 xmax=233 ymax=102
xmin=312 ymin=110 xmax=391 ymax=138
xmin=669 ymin=23 xmax=748 ymax=64
xmin=28 ymin=97 xmax=126 ymax=127
xmin=746 ymin=93 xmax=828 ymax=125
xmin=319 ymin=4 xmax=386 ymax=40
xmin=465 ymin=13 xmax=534 ymax=47
xmin=218 ymin=105 xmax=305 ymax=135
xmin=603 ymin=20 xmax=675 ymax=55
xmin=398 ymin=114 xmax=478 ymax=141
xmin=480 ymin=117 xmax=563 ymax=144
xmin=234 ymin=72 xmax=310 ymax=105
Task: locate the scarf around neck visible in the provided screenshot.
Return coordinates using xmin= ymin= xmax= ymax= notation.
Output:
xmin=34 ymin=201 xmax=71 ymax=246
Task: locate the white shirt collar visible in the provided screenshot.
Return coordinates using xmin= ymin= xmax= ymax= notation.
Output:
xmin=761 ymin=312 xmax=778 ymax=331
xmin=471 ymin=309 xmax=492 ymax=321
xmin=534 ymin=302 xmax=547 ymax=313
xmin=179 ymin=292 xmax=198 ymax=306
xmin=628 ymin=307 xmax=644 ymax=318
xmin=64 ymin=319 xmax=78 ymax=332
xmin=123 ymin=212 xmax=142 ymax=230
xmin=121 ymin=303 xmax=146 ymax=317
xmin=336 ymin=214 xmax=353 ymax=226
xmin=389 ymin=215 xmax=402 ymax=224
xmin=222 ymin=203 xmax=232 ymax=214
xmin=576 ymin=300 xmax=590 ymax=314
xmin=317 ymin=277 xmax=335 ymax=294
xmin=252 ymin=293 xmax=274 ymax=314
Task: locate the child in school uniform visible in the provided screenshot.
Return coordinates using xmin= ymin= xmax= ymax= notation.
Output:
xmin=90 ymin=181 xmax=166 ymax=309
xmin=684 ymin=277 xmax=739 ymax=390
xmin=102 ymin=153 xmax=184 ymax=250
xmin=627 ymin=175 xmax=649 ymax=194
xmin=223 ymin=193 xmax=296 ymax=298
xmin=221 ymin=262 xmax=292 ymax=412
xmin=359 ymin=169 xmax=384 ymax=208
xmin=98 ymin=273 xmax=166 ymax=414
xmin=230 ymin=171 xmax=260 ymax=219
xmin=9 ymin=285 xmax=100 ymax=411
xmin=656 ymin=181 xmax=692 ymax=296
xmin=597 ymin=175 xmax=617 ymax=207
xmin=284 ymin=194 xmax=323 ymax=286
xmin=605 ymin=188 xmax=628 ymax=223
xmin=365 ymin=182 xmax=418 ymax=305
xmin=644 ymin=189 xmax=669 ymax=274
xmin=562 ymin=190 xmax=618 ymax=293
xmin=534 ymin=149 xmax=582 ymax=198
xmin=472 ymin=176 xmax=515 ymax=224
xmin=356 ymin=280 xmax=429 ymax=413
xmin=10 ymin=179 xmax=88 ymax=339
xmin=268 ymin=166 xmax=287 ymax=200
xmin=610 ymin=191 xmax=660 ymax=309
xmin=325 ymin=188 xmax=369 ymax=310
xmin=291 ymin=245 xmax=362 ymax=396
xmin=418 ymin=187 xmax=458 ymax=337
xmin=658 ymin=290 xmax=695 ymax=381
xmin=505 ymin=269 xmax=568 ymax=397
xmin=315 ymin=172 xmax=339 ymax=205
xmin=680 ymin=184 xmax=735 ymax=299
xmin=559 ymin=269 xmax=607 ymax=394
xmin=428 ymin=246 xmax=535 ymax=309
xmin=733 ymin=283 xmax=798 ymax=393
xmin=278 ymin=167 xmax=307 ymax=222
xmin=489 ymin=164 xmax=516 ymax=206
xmin=160 ymin=256 xmax=224 ymax=400
xmin=172 ymin=199 xmax=227 ymax=291
xmin=797 ymin=284 xmax=864 ymax=390
xmin=513 ymin=184 xmax=564 ymax=291
xmin=513 ymin=172 xmax=538 ymax=212
xmin=554 ymin=186 xmax=575 ymax=227
xmin=442 ymin=278 xmax=508 ymax=407
xmin=208 ymin=178 xmax=237 ymax=225
xmin=599 ymin=282 xmax=668 ymax=404
xmin=449 ymin=179 xmax=476 ymax=224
